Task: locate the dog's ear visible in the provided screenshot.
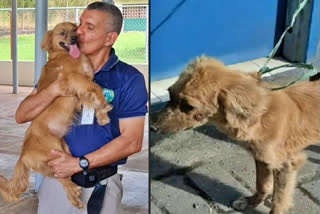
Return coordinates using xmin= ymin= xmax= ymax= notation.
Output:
xmin=219 ymin=84 xmax=260 ymax=118
xmin=41 ymin=30 xmax=53 ymax=52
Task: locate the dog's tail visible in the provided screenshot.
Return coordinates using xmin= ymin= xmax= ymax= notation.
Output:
xmin=0 ymin=157 xmax=30 ymax=202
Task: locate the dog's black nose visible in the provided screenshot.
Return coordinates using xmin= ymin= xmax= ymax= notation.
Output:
xmin=71 ymin=36 xmax=78 ymax=44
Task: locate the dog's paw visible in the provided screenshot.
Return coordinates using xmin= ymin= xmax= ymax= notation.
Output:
xmin=96 ymin=103 xmax=112 ymax=125
xmin=96 ymin=109 xmax=110 ymax=125
xmin=103 ymin=103 xmax=113 ymax=112
xmin=72 ymin=198 xmax=85 ymax=209
xmin=232 ymin=196 xmax=248 ymax=211
xmin=97 ymin=115 xmax=110 ymax=126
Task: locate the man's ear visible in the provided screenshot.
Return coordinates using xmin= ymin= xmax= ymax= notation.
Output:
xmin=41 ymin=30 xmax=53 ymax=52
xmin=104 ymin=32 xmax=119 ymax=46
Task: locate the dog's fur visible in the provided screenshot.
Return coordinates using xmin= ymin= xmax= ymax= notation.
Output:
xmin=0 ymin=22 xmax=112 ymax=208
xmin=153 ymin=57 xmax=320 ymax=214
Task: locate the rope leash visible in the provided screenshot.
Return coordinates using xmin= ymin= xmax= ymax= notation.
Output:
xmin=258 ymin=0 xmax=318 ymax=90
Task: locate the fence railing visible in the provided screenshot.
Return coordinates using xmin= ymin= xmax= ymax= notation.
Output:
xmin=0 ymin=4 xmax=148 ymax=64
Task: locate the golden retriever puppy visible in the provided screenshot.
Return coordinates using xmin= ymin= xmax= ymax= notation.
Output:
xmin=0 ymin=22 xmax=112 ymax=208
xmin=152 ymin=56 xmax=320 ymax=214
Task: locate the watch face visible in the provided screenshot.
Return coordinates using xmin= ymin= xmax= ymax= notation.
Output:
xmin=80 ymin=158 xmax=89 ymax=168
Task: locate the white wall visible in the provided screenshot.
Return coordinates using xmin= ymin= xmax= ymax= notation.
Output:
xmin=0 ymin=61 xmax=149 ymax=91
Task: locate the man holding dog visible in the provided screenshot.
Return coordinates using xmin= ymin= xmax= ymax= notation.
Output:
xmin=15 ymin=2 xmax=148 ymax=214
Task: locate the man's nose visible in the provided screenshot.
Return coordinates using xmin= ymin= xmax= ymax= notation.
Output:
xmin=76 ymin=25 xmax=83 ymax=35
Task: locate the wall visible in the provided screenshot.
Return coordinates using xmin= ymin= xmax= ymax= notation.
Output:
xmin=150 ymin=0 xmax=279 ymax=81
xmin=306 ymin=0 xmax=319 ymax=61
xmin=0 ymin=62 xmax=149 ymax=91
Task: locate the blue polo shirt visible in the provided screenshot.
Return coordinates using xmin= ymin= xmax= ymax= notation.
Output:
xmin=64 ymin=49 xmax=148 ymax=165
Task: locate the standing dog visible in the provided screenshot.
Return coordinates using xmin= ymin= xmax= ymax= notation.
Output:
xmin=0 ymin=22 xmax=112 ymax=208
xmin=152 ymin=57 xmax=320 ymax=214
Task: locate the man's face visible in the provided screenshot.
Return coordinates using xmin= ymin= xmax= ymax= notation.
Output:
xmin=77 ymin=9 xmax=113 ymax=55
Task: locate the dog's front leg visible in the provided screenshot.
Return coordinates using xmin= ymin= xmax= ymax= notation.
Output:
xmin=251 ymin=160 xmax=273 ymax=205
xmin=232 ymin=160 xmax=273 ymax=211
xmin=62 ymin=73 xmax=112 ymax=125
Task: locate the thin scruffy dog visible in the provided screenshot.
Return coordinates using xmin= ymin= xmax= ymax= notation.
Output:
xmin=0 ymin=22 xmax=112 ymax=208
xmin=152 ymin=57 xmax=320 ymax=214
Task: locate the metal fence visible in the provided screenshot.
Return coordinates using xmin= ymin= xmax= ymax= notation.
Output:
xmin=0 ymin=4 xmax=148 ymax=64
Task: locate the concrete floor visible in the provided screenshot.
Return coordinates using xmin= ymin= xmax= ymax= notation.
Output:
xmin=0 ymin=85 xmax=148 ymax=214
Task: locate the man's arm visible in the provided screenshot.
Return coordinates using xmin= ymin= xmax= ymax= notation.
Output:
xmin=87 ymin=116 xmax=145 ymax=167
xmin=15 ymin=75 xmax=65 ymax=124
xmin=48 ymin=116 xmax=145 ymax=178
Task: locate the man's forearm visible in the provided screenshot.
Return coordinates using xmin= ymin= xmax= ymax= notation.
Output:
xmin=85 ymin=117 xmax=145 ymax=169
xmin=15 ymin=87 xmax=59 ymax=124
xmin=85 ymin=134 xmax=142 ymax=169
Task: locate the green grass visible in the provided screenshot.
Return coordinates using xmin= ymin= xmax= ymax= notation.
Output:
xmin=0 ymin=32 xmax=146 ymax=63
xmin=114 ymin=32 xmax=146 ymax=64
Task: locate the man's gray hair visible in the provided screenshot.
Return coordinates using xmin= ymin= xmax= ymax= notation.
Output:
xmin=87 ymin=1 xmax=123 ymax=34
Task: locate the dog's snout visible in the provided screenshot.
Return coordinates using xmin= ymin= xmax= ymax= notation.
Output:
xmin=71 ymin=36 xmax=78 ymax=44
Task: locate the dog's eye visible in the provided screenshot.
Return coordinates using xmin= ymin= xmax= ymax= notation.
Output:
xmin=60 ymin=31 xmax=65 ymax=36
xmin=179 ymin=99 xmax=194 ymax=113
xmin=168 ymin=91 xmax=178 ymax=106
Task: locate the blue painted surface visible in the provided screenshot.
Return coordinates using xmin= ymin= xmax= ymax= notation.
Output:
xmin=151 ymin=0 xmax=279 ymax=81
xmin=306 ymin=0 xmax=319 ymax=61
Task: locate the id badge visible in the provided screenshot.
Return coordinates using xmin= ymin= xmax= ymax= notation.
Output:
xmin=80 ymin=106 xmax=95 ymax=125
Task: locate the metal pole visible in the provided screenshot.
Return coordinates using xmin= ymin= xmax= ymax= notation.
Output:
xmin=145 ymin=5 xmax=149 ymax=64
xmin=34 ymin=0 xmax=48 ymax=192
xmin=12 ymin=0 xmax=18 ymax=94
xmin=34 ymin=0 xmax=48 ymax=85
xmin=75 ymin=8 xmax=79 ymax=24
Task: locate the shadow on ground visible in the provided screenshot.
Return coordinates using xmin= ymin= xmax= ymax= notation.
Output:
xmin=150 ymin=121 xmax=267 ymax=214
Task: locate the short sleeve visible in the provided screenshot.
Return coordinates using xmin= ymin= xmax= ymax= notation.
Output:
xmin=118 ymin=72 xmax=148 ymax=118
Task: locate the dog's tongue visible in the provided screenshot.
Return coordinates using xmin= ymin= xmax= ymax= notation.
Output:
xmin=69 ymin=44 xmax=80 ymax=58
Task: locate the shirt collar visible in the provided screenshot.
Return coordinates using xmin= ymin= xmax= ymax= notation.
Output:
xmin=95 ymin=48 xmax=119 ymax=74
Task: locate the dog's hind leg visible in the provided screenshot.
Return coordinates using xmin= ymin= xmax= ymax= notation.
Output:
xmin=269 ymin=162 xmax=298 ymax=214
xmin=58 ymin=178 xmax=84 ymax=209
xmin=28 ymin=137 xmax=84 ymax=209
xmin=232 ymin=160 xmax=273 ymax=211
xmin=0 ymin=156 xmax=30 ymax=202
xmin=270 ymin=153 xmax=306 ymax=214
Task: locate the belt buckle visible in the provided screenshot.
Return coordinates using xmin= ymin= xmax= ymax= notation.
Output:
xmin=85 ymin=169 xmax=100 ymax=187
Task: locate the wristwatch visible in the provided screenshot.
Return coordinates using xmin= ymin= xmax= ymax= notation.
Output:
xmin=79 ymin=156 xmax=89 ymax=170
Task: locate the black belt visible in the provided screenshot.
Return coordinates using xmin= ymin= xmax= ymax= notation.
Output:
xmin=71 ymin=165 xmax=117 ymax=188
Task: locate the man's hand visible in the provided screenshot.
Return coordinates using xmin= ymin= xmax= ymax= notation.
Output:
xmin=48 ymin=73 xmax=69 ymax=97
xmin=48 ymin=150 xmax=82 ymax=178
